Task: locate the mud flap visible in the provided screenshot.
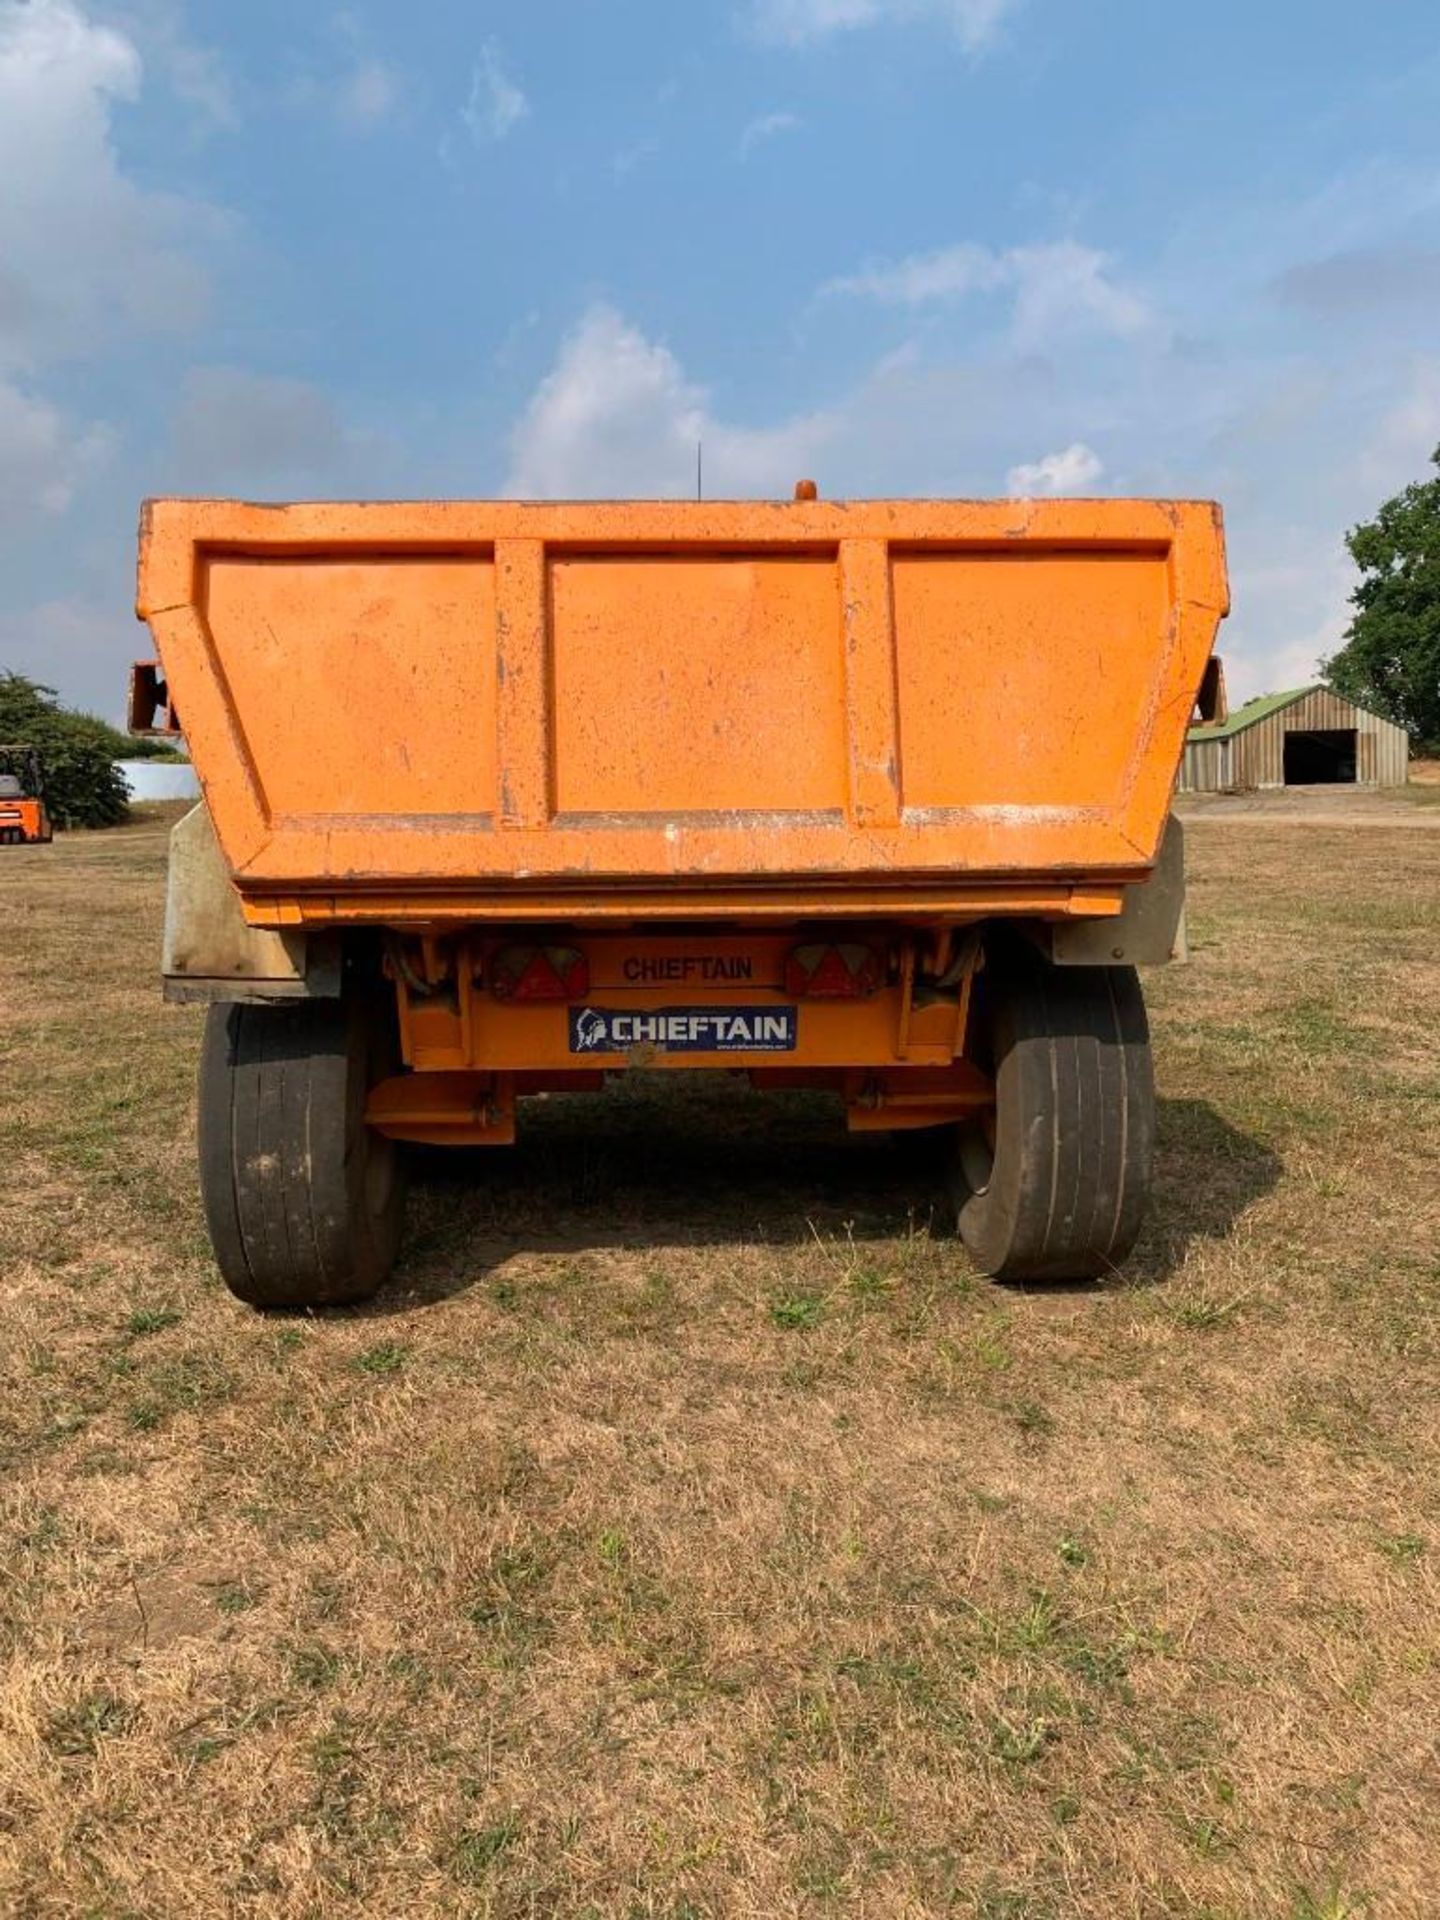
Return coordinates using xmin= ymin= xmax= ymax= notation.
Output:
xmin=163 ymin=803 xmax=340 ymax=1004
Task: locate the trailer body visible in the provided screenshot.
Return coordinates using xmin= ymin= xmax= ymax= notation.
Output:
xmin=135 ymin=493 xmax=1228 ymax=1306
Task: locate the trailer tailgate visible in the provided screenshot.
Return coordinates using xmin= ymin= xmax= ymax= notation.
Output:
xmin=137 ymin=497 xmax=1228 ymax=912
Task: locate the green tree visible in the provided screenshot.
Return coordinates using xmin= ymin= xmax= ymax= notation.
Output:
xmin=0 ymin=674 xmax=131 ymax=829
xmin=1323 ymin=445 xmax=1440 ymax=752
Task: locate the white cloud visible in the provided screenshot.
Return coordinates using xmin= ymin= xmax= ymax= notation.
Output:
xmin=281 ymin=25 xmax=401 ymax=133
xmin=0 ymin=379 xmax=113 ymax=518
xmin=506 ymin=304 xmax=833 ymax=499
xmin=1007 ymin=441 xmax=1103 ymax=495
xmin=826 ymin=241 xmax=1005 ymax=304
xmin=739 ymin=109 xmax=801 ymax=159
xmin=750 ymin=0 xmax=1022 ymax=52
xmin=158 ymin=31 xmax=231 ymax=125
xmin=305 ymin=11 xmax=401 ymax=131
xmin=335 ymin=56 xmax=398 ymax=129
xmin=825 ymin=239 xmax=1153 ymax=349
xmin=0 ymin=0 xmax=219 ymax=373
xmin=111 ymin=0 xmax=235 ymax=127
xmin=463 ymin=40 xmax=527 ymax=144
xmin=1006 ymin=243 xmax=1152 ymax=351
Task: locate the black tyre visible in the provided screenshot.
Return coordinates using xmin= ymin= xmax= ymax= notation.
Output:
xmin=197 ymin=993 xmax=406 ymax=1309
xmin=951 ymin=943 xmax=1154 ymax=1282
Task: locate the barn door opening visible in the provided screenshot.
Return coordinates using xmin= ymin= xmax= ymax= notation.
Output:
xmin=1283 ymin=728 xmax=1357 ymax=785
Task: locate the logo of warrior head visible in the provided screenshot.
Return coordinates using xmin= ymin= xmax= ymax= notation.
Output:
xmin=575 ymin=1008 xmax=608 ymax=1051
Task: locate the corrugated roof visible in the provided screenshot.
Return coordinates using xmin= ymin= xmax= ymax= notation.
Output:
xmin=1187 ymin=687 xmax=1312 ymax=743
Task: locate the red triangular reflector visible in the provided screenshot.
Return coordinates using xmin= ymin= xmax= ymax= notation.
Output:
xmin=514 ymin=951 xmax=565 ymax=999
xmin=807 ymin=948 xmax=855 ymax=996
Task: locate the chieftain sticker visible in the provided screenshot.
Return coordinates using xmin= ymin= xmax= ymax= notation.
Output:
xmin=570 ymin=1006 xmax=797 ymax=1055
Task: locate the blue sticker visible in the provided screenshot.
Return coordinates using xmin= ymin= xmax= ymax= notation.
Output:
xmin=570 ymin=1006 xmax=797 ymax=1055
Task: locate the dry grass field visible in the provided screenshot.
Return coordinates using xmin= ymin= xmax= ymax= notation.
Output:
xmin=1 ymin=807 xmax=1437 ymax=1918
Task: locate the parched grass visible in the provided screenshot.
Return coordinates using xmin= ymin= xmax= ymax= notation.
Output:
xmin=0 ymin=814 xmax=1438 ymax=1916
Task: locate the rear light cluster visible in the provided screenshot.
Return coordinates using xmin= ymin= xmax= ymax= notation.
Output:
xmin=783 ymin=942 xmax=883 ymax=999
xmin=489 ymin=944 xmax=590 ymax=1001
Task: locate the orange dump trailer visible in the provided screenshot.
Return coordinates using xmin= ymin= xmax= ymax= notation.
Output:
xmin=134 ymin=492 xmax=1228 ymax=1308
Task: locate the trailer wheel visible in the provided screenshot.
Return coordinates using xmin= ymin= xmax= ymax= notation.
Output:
xmin=197 ymin=994 xmax=406 ymax=1309
xmin=951 ymin=944 xmax=1154 ymax=1282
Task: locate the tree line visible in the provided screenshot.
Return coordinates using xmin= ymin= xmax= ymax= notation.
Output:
xmin=0 ymin=674 xmax=180 ymax=830
xmin=1323 ymin=444 xmax=1440 ymax=753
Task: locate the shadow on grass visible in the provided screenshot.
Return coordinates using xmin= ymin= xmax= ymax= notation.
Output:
xmin=373 ymin=1078 xmax=1282 ymax=1309
xmin=1127 ymin=1096 xmax=1284 ymax=1287
xmin=384 ymin=1076 xmax=939 ymax=1309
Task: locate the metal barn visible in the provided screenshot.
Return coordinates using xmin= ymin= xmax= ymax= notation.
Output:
xmin=1179 ymin=686 xmax=1410 ymax=794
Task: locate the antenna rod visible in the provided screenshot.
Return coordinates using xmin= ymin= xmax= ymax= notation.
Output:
xmin=696 ymin=440 xmax=703 ymax=502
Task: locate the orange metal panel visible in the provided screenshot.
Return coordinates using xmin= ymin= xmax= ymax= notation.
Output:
xmin=388 ymin=930 xmax=971 ymax=1076
xmin=136 ymin=497 xmax=1228 ymax=918
xmin=202 ymin=555 xmax=498 ymax=825
xmin=892 ymin=550 xmax=1169 ymax=811
xmin=367 ymin=1071 xmax=517 ymax=1146
xmin=549 ymin=554 xmax=846 ymax=816
xmin=402 ymin=986 xmax=955 ymax=1074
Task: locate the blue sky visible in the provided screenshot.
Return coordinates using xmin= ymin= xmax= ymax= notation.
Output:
xmin=2 ymin=0 xmax=1439 ymax=715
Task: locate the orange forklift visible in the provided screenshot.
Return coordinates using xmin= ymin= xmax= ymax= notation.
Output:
xmin=0 ymin=745 xmax=53 ymax=846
